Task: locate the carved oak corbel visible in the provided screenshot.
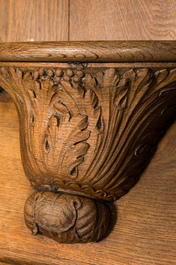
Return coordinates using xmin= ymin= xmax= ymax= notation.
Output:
xmin=0 ymin=41 xmax=176 ymax=243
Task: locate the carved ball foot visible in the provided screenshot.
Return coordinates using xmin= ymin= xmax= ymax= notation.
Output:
xmin=24 ymin=191 xmax=111 ymax=243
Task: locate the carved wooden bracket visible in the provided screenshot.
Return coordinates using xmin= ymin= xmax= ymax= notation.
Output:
xmin=1 ymin=41 xmax=176 ymax=243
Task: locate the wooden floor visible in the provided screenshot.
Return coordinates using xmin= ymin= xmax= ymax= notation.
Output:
xmin=0 ymin=92 xmax=176 ymax=264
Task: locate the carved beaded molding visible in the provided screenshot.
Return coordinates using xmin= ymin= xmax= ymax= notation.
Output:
xmin=1 ymin=42 xmax=176 ymax=243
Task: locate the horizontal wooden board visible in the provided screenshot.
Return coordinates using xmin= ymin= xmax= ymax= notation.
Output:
xmin=0 ymin=41 xmax=176 ymax=62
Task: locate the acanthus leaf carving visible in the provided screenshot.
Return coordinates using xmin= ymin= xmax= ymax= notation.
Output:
xmin=0 ymin=66 xmax=176 ymax=201
xmin=1 ymin=65 xmax=176 ymax=243
xmin=44 ymin=113 xmax=90 ymax=179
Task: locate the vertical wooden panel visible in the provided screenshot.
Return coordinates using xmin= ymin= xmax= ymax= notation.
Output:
xmin=70 ymin=0 xmax=176 ymax=40
xmin=0 ymin=0 xmax=69 ymax=42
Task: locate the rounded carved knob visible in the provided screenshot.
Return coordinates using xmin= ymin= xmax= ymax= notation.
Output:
xmin=24 ymin=191 xmax=111 ymax=243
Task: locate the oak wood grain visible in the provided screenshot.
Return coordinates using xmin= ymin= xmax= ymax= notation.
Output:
xmin=0 ymin=99 xmax=176 ymax=264
xmin=0 ymin=0 xmax=175 ymax=263
xmin=0 ymin=0 xmax=68 ymax=42
xmin=70 ymin=0 xmax=176 ymax=41
xmin=0 ymin=41 xmax=176 ymax=62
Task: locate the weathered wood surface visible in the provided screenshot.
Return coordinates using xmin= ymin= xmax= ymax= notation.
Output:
xmin=0 ymin=99 xmax=176 ymax=264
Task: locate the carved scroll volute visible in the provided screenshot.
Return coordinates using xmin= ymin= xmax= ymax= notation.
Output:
xmin=0 ymin=66 xmax=176 ymax=243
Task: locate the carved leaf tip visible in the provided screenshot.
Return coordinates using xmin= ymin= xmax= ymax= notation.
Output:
xmin=1 ymin=67 xmax=9 ymax=77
